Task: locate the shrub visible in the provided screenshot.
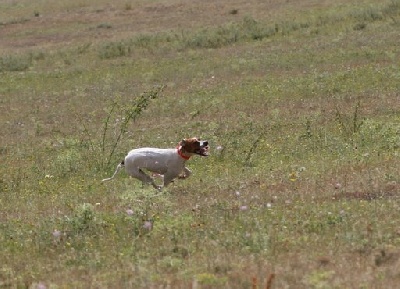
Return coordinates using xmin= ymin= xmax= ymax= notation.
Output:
xmin=0 ymin=54 xmax=32 ymax=72
xmin=97 ymin=23 xmax=112 ymax=29
xmin=98 ymin=41 xmax=130 ymax=59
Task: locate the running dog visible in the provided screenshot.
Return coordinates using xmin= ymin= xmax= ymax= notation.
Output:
xmin=102 ymin=138 xmax=209 ymax=190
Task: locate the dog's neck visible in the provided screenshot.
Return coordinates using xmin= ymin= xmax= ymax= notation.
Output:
xmin=177 ymin=146 xmax=191 ymax=160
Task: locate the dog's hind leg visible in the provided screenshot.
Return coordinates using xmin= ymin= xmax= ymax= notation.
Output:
xmin=131 ymin=168 xmax=161 ymax=190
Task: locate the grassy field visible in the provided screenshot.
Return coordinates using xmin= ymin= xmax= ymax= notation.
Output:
xmin=1 ymin=0 xmax=400 ymax=288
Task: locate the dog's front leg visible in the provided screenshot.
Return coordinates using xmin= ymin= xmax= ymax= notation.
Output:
xmin=178 ymin=167 xmax=192 ymax=179
xmin=163 ymin=170 xmax=181 ymax=187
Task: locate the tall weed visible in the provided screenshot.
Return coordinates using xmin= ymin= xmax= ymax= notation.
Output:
xmin=81 ymin=85 xmax=164 ymax=170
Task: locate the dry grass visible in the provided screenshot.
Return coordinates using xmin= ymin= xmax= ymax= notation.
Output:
xmin=1 ymin=0 xmax=400 ymax=288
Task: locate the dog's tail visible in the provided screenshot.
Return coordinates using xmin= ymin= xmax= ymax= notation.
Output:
xmin=102 ymin=160 xmax=124 ymax=182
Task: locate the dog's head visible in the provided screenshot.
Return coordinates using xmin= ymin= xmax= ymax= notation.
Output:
xmin=180 ymin=137 xmax=209 ymax=157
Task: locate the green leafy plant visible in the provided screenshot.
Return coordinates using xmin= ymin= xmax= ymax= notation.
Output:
xmin=65 ymin=203 xmax=98 ymax=234
xmin=335 ymin=96 xmax=364 ymax=138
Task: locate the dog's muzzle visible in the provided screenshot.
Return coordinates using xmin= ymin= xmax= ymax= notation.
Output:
xmin=197 ymin=141 xmax=209 ymax=156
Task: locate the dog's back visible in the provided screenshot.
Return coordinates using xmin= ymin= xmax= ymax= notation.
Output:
xmin=125 ymin=148 xmax=179 ymax=175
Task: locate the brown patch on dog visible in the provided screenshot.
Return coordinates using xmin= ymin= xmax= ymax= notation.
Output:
xmin=180 ymin=137 xmax=209 ymax=156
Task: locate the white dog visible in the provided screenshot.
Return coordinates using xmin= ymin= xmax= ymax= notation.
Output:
xmin=102 ymin=138 xmax=209 ymax=190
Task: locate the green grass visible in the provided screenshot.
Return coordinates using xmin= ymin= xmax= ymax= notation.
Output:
xmin=1 ymin=0 xmax=400 ymax=288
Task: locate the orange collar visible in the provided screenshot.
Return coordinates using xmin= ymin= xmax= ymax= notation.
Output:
xmin=177 ymin=146 xmax=191 ymax=160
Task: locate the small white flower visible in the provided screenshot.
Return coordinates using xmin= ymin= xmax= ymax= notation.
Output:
xmin=266 ymin=203 xmax=272 ymax=208
xmin=52 ymin=230 xmax=61 ymax=238
xmin=37 ymin=283 xmax=47 ymax=289
xmin=126 ymin=209 xmax=134 ymax=216
xmin=143 ymin=221 xmax=153 ymax=230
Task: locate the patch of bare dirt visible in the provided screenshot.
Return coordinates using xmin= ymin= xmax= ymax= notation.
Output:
xmin=0 ymin=0 xmax=350 ymax=54
xmin=333 ymin=182 xmax=399 ymax=201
